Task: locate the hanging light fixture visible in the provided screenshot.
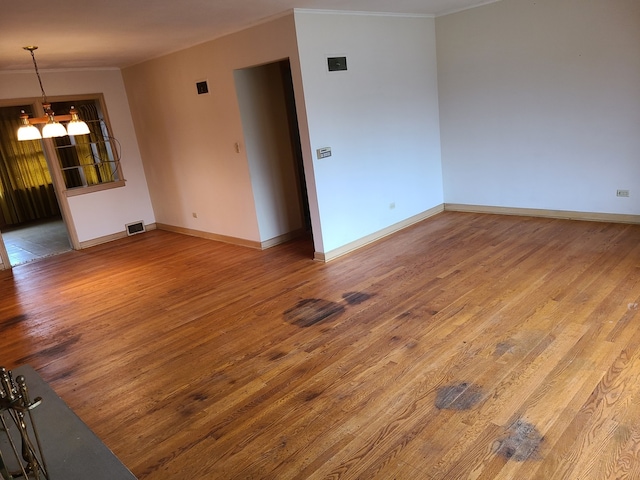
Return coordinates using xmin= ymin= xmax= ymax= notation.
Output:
xmin=17 ymin=46 xmax=90 ymax=141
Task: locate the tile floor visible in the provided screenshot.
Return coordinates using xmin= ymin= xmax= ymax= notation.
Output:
xmin=1 ymin=218 xmax=71 ymax=266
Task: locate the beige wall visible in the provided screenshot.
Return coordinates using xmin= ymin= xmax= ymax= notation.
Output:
xmin=234 ymin=61 xmax=305 ymax=243
xmin=0 ymin=69 xmax=155 ymax=245
xmin=122 ymin=13 xmax=307 ymax=244
xmin=123 ymin=11 xmax=444 ymax=256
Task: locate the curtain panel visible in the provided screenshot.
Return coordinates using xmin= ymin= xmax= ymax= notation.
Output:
xmin=0 ymin=105 xmax=60 ymax=228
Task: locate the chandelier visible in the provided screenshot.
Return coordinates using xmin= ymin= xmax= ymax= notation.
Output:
xmin=17 ymin=46 xmax=90 ymax=141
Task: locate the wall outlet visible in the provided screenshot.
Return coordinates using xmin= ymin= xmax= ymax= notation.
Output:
xmin=616 ymin=189 xmax=630 ymax=197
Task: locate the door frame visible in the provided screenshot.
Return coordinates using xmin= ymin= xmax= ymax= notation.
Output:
xmin=0 ymin=98 xmax=79 ymax=268
xmin=234 ymin=58 xmax=312 ymax=250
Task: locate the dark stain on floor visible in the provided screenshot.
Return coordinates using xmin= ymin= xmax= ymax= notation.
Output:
xmin=269 ymin=351 xmax=288 ymax=361
xmin=435 ymin=382 xmax=484 ymax=410
xmin=15 ymin=333 xmax=82 ymax=364
xmin=285 ymin=292 xmax=373 ymax=328
xmin=494 ymin=419 xmax=543 ymax=461
xmin=494 ymin=341 xmax=515 ymax=357
xmin=190 ymin=392 xmax=208 ymax=402
xmin=46 ymin=367 xmax=78 ymax=383
xmin=303 ymin=390 xmax=322 ymax=402
xmin=284 ymin=298 xmax=345 ymax=327
xmin=179 ymin=405 xmax=196 ymax=418
xmin=342 ymin=291 xmax=372 ymax=305
xmin=0 ymin=314 xmax=28 ymax=333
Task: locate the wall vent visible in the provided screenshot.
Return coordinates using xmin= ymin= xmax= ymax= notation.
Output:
xmin=196 ymin=80 xmax=209 ymax=95
xmin=126 ymin=221 xmax=145 ymax=236
xmin=327 ymin=56 xmax=347 ymax=72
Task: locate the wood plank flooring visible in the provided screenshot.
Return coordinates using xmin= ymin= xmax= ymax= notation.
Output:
xmin=1 ymin=211 xmax=639 ymax=479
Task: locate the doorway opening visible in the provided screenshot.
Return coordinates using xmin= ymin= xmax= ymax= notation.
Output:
xmin=0 ymin=104 xmax=72 ymax=267
xmin=234 ymin=59 xmax=312 ymax=254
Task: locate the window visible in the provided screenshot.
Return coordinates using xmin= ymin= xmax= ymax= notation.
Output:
xmin=49 ymin=96 xmax=124 ymax=194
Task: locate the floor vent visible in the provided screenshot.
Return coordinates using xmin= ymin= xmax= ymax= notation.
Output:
xmin=126 ymin=221 xmax=146 ymax=236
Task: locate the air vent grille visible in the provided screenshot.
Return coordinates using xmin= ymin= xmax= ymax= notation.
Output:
xmin=126 ymin=221 xmax=145 ymax=236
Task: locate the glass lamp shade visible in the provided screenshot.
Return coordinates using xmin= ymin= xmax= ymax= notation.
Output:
xmin=42 ymin=120 xmax=67 ymax=138
xmin=66 ymin=119 xmax=90 ymax=136
xmin=67 ymin=106 xmax=90 ymax=136
xmin=17 ymin=124 xmax=42 ymax=141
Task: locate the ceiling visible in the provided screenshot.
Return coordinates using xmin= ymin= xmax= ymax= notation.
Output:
xmin=0 ymin=0 xmax=499 ymax=71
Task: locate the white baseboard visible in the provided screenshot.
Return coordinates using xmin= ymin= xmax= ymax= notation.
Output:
xmin=316 ymin=205 xmax=445 ymax=262
xmin=157 ymin=224 xmax=308 ymax=251
xmin=77 ymin=205 xmax=639 ymax=263
xmin=79 ymin=223 xmax=157 ymax=249
xmin=155 ymin=223 xmax=262 ymax=249
xmin=260 ymin=229 xmax=307 ymax=249
xmin=444 ymin=204 xmax=640 ymax=224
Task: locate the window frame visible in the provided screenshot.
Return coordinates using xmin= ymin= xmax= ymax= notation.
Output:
xmin=44 ymin=93 xmax=126 ymax=197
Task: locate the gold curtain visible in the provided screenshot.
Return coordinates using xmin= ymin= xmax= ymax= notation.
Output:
xmin=53 ymin=100 xmax=118 ymax=188
xmin=0 ymin=105 xmax=60 ymax=228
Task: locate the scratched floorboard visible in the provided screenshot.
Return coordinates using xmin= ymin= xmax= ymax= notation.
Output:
xmin=1 ymin=211 xmax=639 ymax=479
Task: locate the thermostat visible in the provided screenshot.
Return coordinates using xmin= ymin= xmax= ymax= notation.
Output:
xmin=317 ymin=147 xmax=332 ymax=159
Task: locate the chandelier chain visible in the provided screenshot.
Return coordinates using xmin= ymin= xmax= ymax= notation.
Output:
xmin=26 ymin=47 xmax=48 ymax=104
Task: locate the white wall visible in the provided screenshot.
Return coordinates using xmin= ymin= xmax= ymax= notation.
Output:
xmin=0 ymin=69 xmax=155 ymax=243
xmin=294 ymin=11 xmax=444 ymax=253
xmin=234 ymin=62 xmax=304 ymax=243
xmin=437 ymin=0 xmax=640 ymax=214
xmin=122 ymin=14 xmax=305 ymax=244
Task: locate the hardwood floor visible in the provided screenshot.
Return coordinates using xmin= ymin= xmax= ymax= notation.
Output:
xmin=1 ymin=211 xmax=639 ymax=479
